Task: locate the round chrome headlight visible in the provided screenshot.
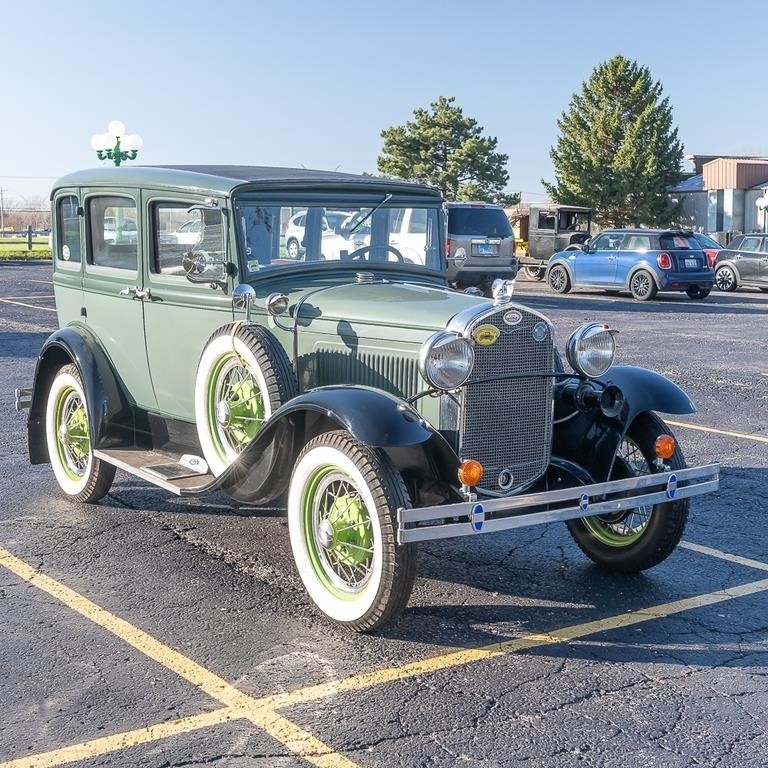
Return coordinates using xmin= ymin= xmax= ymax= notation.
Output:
xmin=419 ymin=331 xmax=474 ymax=390
xmin=566 ymin=322 xmax=617 ymax=378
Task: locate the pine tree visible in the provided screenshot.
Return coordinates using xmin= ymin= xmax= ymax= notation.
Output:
xmin=543 ymin=57 xmax=683 ymax=227
xmin=378 ymin=97 xmax=517 ymax=205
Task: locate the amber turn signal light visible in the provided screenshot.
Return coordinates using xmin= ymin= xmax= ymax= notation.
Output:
xmin=654 ymin=434 xmax=676 ymax=460
xmin=458 ymin=459 xmax=484 ymax=487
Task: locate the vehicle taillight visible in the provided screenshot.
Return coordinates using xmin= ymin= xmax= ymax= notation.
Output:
xmin=657 ymin=252 xmax=672 ymax=270
xmin=446 ymin=238 xmax=452 ymax=255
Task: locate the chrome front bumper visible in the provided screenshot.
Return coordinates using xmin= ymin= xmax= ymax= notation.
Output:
xmin=397 ymin=463 xmax=719 ymax=544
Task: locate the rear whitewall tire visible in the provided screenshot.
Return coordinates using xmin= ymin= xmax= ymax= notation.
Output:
xmin=45 ymin=364 xmax=115 ymax=502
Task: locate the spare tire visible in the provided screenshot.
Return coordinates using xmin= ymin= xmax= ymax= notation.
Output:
xmin=194 ymin=323 xmax=298 ymax=476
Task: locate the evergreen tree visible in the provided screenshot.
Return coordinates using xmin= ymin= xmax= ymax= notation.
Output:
xmin=378 ymin=96 xmax=518 ymax=205
xmin=543 ymin=56 xmax=683 ymax=227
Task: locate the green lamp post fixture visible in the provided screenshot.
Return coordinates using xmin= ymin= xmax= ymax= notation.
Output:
xmin=90 ymin=120 xmax=143 ymax=166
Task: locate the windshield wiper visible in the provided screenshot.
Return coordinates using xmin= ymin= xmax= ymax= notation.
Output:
xmin=349 ymin=193 xmax=392 ymax=235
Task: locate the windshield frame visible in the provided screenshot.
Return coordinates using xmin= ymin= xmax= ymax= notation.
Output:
xmin=232 ymin=190 xmax=446 ymax=280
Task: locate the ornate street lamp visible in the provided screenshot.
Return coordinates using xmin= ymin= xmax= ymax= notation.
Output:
xmin=90 ymin=120 xmax=143 ymax=167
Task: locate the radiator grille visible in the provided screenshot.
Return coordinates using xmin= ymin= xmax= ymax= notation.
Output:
xmin=460 ymin=307 xmax=554 ymax=494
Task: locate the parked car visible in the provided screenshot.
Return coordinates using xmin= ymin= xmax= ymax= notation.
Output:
xmin=18 ymin=166 xmax=718 ymax=632
xmin=172 ymin=217 xmax=203 ymax=245
xmin=445 ymin=202 xmax=518 ymax=293
xmin=547 ymin=229 xmax=714 ymax=301
xmin=509 ymin=204 xmax=592 ymax=279
xmin=284 ymin=209 xmax=350 ymax=259
xmin=691 ymin=232 xmax=723 ymax=268
xmin=713 ymin=233 xmax=768 ymax=293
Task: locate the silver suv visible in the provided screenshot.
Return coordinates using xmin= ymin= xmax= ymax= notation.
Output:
xmin=445 ymin=202 xmax=517 ymax=293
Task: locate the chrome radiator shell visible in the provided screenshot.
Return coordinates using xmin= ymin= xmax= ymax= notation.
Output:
xmin=452 ymin=303 xmax=555 ymax=495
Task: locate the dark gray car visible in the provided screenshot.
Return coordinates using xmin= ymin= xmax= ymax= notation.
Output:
xmin=445 ymin=202 xmax=517 ymax=292
xmin=713 ymin=233 xmax=768 ymax=292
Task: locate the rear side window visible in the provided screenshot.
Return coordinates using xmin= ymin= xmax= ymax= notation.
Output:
xmin=89 ymin=196 xmax=138 ymax=270
xmin=448 ymin=207 xmax=513 ymax=237
xmin=659 ymin=234 xmax=699 ymax=250
xmin=56 ymin=195 xmax=81 ymax=263
xmin=740 ymin=236 xmax=762 ymax=253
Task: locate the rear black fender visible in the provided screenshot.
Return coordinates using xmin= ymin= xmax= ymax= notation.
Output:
xmin=218 ymin=386 xmax=460 ymax=506
xmin=553 ymin=365 xmax=695 ymax=483
xmin=27 ymin=326 xmax=133 ymax=463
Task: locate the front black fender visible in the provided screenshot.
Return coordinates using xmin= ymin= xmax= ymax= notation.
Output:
xmin=553 ymin=365 xmax=696 ymax=483
xmin=218 ymin=386 xmax=459 ymax=505
xmin=27 ymin=325 xmax=133 ymax=464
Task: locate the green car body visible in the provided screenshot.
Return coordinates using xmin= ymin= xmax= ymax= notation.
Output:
xmin=19 ymin=165 xmax=719 ymax=631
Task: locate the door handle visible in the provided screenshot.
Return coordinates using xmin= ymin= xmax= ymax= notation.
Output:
xmin=735 ymin=254 xmax=742 ymax=259
xmin=119 ymin=286 xmax=151 ymax=299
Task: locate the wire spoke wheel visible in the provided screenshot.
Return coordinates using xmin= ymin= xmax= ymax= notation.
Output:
xmin=210 ymin=357 xmax=266 ymax=456
xmin=581 ymin=435 xmax=653 ymax=547
xmin=288 ymin=431 xmax=417 ymax=631
xmin=565 ymin=413 xmax=689 ymax=573
xmin=305 ymin=469 xmax=375 ymax=594
xmin=45 ymin=364 xmax=115 ymax=502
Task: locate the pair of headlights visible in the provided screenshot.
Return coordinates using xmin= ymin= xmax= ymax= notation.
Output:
xmin=419 ymin=322 xmax=617 ymax=390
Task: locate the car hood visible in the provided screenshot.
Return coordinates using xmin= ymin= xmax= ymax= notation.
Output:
xmin=294 ymin=279 xmax=485 ymax=340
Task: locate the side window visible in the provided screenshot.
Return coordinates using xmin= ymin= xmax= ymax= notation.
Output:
xmin=56 ymin=195 xmax=81 ymax=263
xmin=740 ymin=236 xmax=762 ymax=253
xmin=151 ymin=202 xmax=208 ymax=277
xmin=625 ymin=235 xmax=651 ymax=251
xmin=537 ymin=212 xmax=555 ymax=230
xmin=89 ymin=196 xmax=138 ymax=270
xmin=591 ymin=234 xmax=621 ymax=251
xmin=729 ymin=235 xmax=743 ymax=250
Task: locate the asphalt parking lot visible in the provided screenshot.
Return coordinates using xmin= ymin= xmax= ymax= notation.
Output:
xmin=1 ymin=261 xmax=767 ymax=767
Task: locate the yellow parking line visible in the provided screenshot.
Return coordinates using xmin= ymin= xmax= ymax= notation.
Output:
xmin=264 ymin=576 xmax=768 ymax=710
xmin=4 ymin=539 xmax=768 ymax=768
xmin=0 ymin=298 xmax=57 ymax=312
xmin=0 ymin=546 xmax=357 ymax=768
xmin=0 ymin=708 xmax=237 ymax=768
xmin=680 ymin=541 xmax=768 ymax=572
xmin=666 ymin=419 xmax=768 ymax=444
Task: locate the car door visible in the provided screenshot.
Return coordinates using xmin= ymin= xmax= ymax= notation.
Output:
xmin=81 ymin=188 xmax=157 ymax=410
xmin=760 ymin=237 xmax=768 ymax=286
xmin=142 ymin=193 xmax=234 ymax=421
xmin=615 ymin=233 xmax=652 ymax=287
xmin=732 ymin=234 xmax=762 ymax=283
xmin=572 ymin=232 xmax=619 ymax=286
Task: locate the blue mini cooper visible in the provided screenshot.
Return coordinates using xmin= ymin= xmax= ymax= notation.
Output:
xmin=546 ymin=229 xmax=715 ymax=301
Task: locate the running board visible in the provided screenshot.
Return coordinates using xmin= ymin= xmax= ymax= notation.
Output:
xmin=94 ymin=449 xmax=215 ymax=496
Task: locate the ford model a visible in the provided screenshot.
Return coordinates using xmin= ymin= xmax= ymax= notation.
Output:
xmin=17 ymin=166 xmax=718 ymax=631
xmin=510 ymin=203 xmax=592 ymax=280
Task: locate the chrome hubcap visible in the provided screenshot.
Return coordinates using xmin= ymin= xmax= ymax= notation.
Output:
xmin=318 ymin=519 xmax=335 ymax=550
xmin=216 ymin=401 xmax=231 ymax=426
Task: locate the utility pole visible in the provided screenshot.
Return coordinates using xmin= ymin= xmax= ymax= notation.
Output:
xmin=0 ymin=188 xmax=5 ymax=236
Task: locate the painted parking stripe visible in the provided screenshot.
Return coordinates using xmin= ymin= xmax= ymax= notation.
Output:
xmin=1 ymin=295 xmax=55 ymax=300
xmin=2 ymin=542 xmax=765 ymax=768
xmin=264 ymin=576 xmax=768 ymax=710
xmin=0 ymin=298 xmax=57 ymax=312
xmin=0 ymin=546 xmax=357 ymax=768
xmin=666 ymin=419 xmax=768 ymax=444
xmin=0 ymin=708 xmax=237 ymax=768
xmin=680 ymin=541 xmax=768 ymax=572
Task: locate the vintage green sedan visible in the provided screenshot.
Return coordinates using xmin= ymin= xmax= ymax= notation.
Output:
xmin=17 ymin=166 xmax=719 ymax=631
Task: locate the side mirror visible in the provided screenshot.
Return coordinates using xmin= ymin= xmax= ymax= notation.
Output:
xmin=581 ymin=243 xmax=590 ymax=253
xmin=182 ymin=250 xmax=228 ymax=285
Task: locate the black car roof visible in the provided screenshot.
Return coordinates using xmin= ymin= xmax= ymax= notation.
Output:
xmin=52 ymin=165 xmax=441 ymax=199
xmin=599 ymin=228 xmax=694 ymax=236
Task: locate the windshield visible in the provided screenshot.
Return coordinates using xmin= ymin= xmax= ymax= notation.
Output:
xmin=447 ymin=207 xmax=513 ymax=237
xmin=234 ymin=201 xmax=443 ymax=276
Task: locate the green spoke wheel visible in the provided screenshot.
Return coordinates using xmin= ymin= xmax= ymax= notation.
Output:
xmin=288 ymin=431 xmax=417 ymax=632
xmin=195 ymin=323 xmax=298 ymax=476
xmin=44 ymin=364 xmax=114 ymax=502
xmin=566 ymin=413 xmax=689 ymax=573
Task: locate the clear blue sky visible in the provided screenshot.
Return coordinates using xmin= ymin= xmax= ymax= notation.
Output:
xmin=2 ymin=0 xmax=764 ymax=206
